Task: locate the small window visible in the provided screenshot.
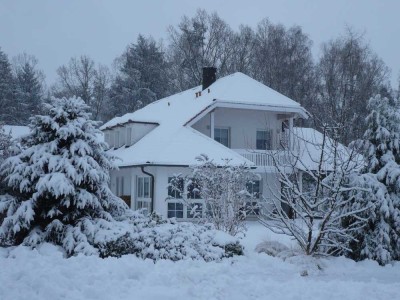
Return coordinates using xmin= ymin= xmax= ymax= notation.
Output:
xmin=137 ymin=177 xmax=152 ymax=198
xmin=256 ymin=130 xmax=272 ymax=150
xmin=127 ymin=127 xmax=132 ymax=146
xmin=214 ymin=127 xmax=230 ymax=148
xmin=115 ymin=131 xmax=120 ymax=148
xmin=168 ymin=202 xmax=184 ymax=218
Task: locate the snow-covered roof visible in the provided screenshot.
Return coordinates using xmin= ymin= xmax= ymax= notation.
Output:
xmin=293 ymin=127 xmax=363 ymax=172
xmin=101 ymin=72 xmax=308 ymax=167
xmin=101 ymin=72 xmax=307 ymax=131
xmin=1 ymin=125 xmax=30 ymax=140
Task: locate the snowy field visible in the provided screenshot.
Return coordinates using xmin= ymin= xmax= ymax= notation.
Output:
xmin=1 ymin=222 xmax=399 ymax=300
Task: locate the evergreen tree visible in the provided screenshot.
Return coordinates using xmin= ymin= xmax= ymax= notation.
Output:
xmin=13 ymin=54 xmax=44 ymax=124
xmin=108 ymin=35 xmax=168 ymax=118
xmin=0 ymin=97 xmax=127 ymax=253
xmin=348 ymin=94 xmax=400 ymax=265
xmin=0 ymin=48 xmax=16 ymax=124
xmin=0 ymin=125 xmax=13 ymax=194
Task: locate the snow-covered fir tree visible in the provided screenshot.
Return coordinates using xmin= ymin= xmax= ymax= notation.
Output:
xmin=0 ymin=97 xmax=128 ymax=252
xmin=348 ymin=94 xmax=400 ymax=265
xmin=0 ymin=125 xmax=13 ymax=194
xmin=13 ymin=53 xmax=45 ymax=125
xmin=0 ymin=48 xmax=17 ymax=124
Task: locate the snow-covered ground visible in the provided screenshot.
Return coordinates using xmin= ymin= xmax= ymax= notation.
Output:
xmin=1 ymin=222 xmax=399 ymax=300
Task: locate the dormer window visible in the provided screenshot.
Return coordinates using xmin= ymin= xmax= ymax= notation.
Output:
xmin=127 ymin=127 xmax=132 ymax=146
xmin=115 ymin=131 xmax=120 ymax=148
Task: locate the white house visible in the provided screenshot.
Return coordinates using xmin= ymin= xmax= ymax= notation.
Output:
xmin=100 ymin=69 xmax=309 ymax=219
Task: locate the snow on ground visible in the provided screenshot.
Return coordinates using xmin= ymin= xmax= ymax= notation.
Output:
xmin=1 ymin=222 xmax=399 ymax=300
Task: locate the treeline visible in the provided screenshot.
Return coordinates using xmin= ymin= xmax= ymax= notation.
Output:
xmin=0 ymin=9 xmax=394 ymax=144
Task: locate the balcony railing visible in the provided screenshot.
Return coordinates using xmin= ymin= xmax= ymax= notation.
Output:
xmin=234 ymin=149 xmax=294 ymax=167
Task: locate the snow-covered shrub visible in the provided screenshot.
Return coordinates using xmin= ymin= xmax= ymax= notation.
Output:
xmin=96 ymin=212 xmax=244 ymax=261
xmin=169 ymin=154 xmax=257 ymax=236
xmin=344 ymin=95 xmax=400 ymax=265
xmin=0 ymin=97 xmax=128 ymax=250
xmin=255 ymin=241 xmax=289 ymax=257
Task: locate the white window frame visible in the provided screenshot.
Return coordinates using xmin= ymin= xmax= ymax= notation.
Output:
xmin=136 ymin=176 xmax=152 ymax=211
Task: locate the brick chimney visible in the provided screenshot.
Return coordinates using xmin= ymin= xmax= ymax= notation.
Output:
xmin=202 ymin=67 xmax=217 ymax=90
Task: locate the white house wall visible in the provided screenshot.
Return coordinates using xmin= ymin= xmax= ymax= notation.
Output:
xmin=192 ymin=108 xmax=283 ymax=150
xmin=110 ymin=165 xmax=281 ymax=219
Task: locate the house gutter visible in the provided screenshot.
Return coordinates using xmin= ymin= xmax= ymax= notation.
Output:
xmin=140 ymin=166 xmax=155 ymax=213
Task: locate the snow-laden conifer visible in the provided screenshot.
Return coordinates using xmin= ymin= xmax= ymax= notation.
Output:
xmin=0 ymin=97 xmax=128 ymax=252
xmin=348 ymin=95 xmax=400 ymax=264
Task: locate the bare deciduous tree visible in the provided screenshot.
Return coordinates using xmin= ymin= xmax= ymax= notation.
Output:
xmin=259 ymin=125 xmax=368 ymax=256
xmin=167 ymin=9 xmax=234 ymax=90
xmin=316 ymin=29 xmax=389 ymax=144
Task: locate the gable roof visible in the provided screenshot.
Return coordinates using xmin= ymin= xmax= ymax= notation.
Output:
xmin=101 ymin=72 xmax=307 ymax=131
xmin=101 ymin=72 xmax=308 ymax=167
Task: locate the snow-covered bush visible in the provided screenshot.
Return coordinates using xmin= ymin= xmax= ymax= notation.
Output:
xmin=255 ymin=240 xmax=289 ymax=257
xmin=97 ymin=212 xmax=244 ymax=261
xmin=169 ymin=155 xmax=258 ymax=236
xmin=0 ymin=97 xmax=128 ymax=250
xmin=344 ymin=95 xmax=400 ymax=265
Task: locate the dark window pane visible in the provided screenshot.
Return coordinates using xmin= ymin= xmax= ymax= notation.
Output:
xmin=256 ymin=130 xmax=271 ymax=150
xmin=214 ymin=128 xmax=229 ymax=147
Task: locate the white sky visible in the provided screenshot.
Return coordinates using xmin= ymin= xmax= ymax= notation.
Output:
xmin=1 ymin=0 xmax=399 ymax=86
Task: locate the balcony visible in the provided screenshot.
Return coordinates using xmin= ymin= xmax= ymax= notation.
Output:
xmin=234 ymin=149 xmax=294 ymax=167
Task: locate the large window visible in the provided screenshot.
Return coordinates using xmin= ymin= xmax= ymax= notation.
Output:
xmin=167 ymin=177 xmax=203 ymax=219
xmin=137 ymin=176 xmax=152 ymax=212
xmin=137 ymin=177 xmax=152 ymax=198
xmin=214 ymin=127 xmax=230 ymax=148
xmin=246 ymin=180 xmax=261 ymax=215
xmin=116 ymin=176 xmax=124 ymax=196
xmin=256 ymin=130 xmax=272 ymax=150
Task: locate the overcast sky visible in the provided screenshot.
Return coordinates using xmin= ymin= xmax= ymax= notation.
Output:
xmin=1 ymin=0 xmax=399 ymax=86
